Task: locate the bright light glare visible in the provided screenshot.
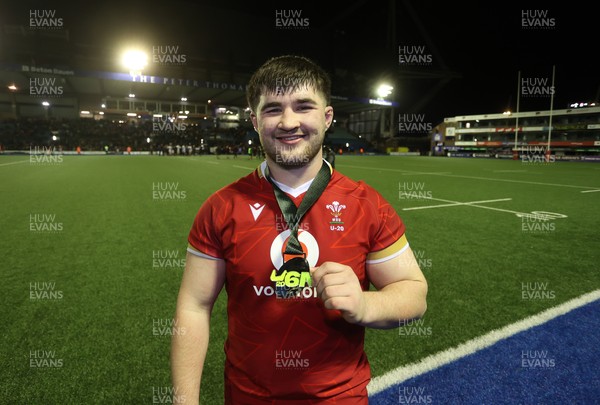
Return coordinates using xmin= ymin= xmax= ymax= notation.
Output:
xmin=122 ymin=50 xmax=148 ymax=72
xmin=376 ymin=84 xmax=393 ymax=98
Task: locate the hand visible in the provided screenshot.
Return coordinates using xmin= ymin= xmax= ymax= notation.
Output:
xmin=310 ymin=262 xmax=366 ymax=324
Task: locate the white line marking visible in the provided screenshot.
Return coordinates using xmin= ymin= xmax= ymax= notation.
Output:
xmin=0 ymin=160 xmax=29 ymax=167
xmin=339 ymin=164 xmax=599 ymax=191
xmin=233 ymin=165 xmax=254 ymax=170
xmin=580 ymin=189 xmax=600 ymax=193
xmin=402 ymin=196 xmax=530 ymax=216
xmin=368 ymin=289 xmax=600 ymax=395
xmin=493 ymin=170 xmax=527 ymax=173
xmin=402 ymin=198 xmax=512 ymax=211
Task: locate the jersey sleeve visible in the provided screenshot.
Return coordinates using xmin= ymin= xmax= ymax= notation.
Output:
xmin=365 ymin=191 xmax=408 ymax=264
xmin=187 ymin=193 xmax=225 ymax=260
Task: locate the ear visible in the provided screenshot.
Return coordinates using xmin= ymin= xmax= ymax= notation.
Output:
xmin=324 ymin=106 xmax=334 ymax=129
xmin=250 ymin=112 xmax=258 ymax=132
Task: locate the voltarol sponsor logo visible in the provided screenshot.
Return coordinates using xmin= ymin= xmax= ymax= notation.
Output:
xmin=252 ymin=230 xmax=319 ymax=300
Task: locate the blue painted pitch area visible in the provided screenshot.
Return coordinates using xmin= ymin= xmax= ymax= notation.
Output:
xmin=369 ymin=299 xmax=600 ymax=404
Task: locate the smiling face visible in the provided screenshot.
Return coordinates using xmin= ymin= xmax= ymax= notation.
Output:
xmin=251 ymin=85 xmax=334 ymax=169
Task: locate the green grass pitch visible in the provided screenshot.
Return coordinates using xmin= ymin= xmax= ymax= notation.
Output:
xmin=1 ymin=154 xmax=599 ymax=403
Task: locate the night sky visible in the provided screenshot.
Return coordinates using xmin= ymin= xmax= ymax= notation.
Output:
xmin=2 ymin=0 xmax=598 ymax=125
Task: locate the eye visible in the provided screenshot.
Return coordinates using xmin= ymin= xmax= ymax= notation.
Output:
xmin=263 ymin=107 xmax=281 ymax=114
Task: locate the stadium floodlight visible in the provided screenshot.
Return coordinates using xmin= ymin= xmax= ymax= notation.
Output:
xmin=128 ymin=93 xmax=136 ymax=98
xmin=376 ymin=84 xmax=393 ymax=98
xmin=122 ymin=49 xmax=148 ymax=75
xmin=8 ymin=84 xmax=17 ymax=91
xmin=42 ymin=101 xmax=50 ymax=107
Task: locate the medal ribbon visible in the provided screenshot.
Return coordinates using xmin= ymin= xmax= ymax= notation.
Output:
xmin=264 ymin=160 xmax=331 ymax=257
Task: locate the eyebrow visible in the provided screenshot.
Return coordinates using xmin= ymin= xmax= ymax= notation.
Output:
xmin=259 ymin=98 xmax=319 ymax=112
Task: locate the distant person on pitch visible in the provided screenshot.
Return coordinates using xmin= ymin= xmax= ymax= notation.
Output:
xmin=171 ymin=54 xmax=428 ymax=404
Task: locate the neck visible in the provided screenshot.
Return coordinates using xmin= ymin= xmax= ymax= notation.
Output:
xmin=266 ymin=152 xmax=324 ymax=188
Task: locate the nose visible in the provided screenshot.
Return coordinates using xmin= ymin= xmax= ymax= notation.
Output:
xmin=278 ymin=108 xmax=300 ymax=132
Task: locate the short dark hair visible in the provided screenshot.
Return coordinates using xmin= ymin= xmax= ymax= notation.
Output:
xmin=246 ymin=55 xmax=331 ymax=113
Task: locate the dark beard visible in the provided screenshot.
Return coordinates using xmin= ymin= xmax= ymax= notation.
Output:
xmin=262 ymin=136 xmax=323 ymax=169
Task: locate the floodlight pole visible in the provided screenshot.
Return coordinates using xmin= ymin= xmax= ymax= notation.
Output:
xmin=514 ymin=70 xmax=521 ymax=159
xmin=546 ymin=65 xmax=556 ymax=157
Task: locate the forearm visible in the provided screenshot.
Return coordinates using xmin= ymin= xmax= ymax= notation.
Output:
xmin=171 ymin=308 xmax=211 ymax=404
xmin=359 ymin=280 xmax=428 ymax=329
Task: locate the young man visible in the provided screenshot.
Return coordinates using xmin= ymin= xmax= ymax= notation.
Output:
xmin=171 ymin=55 xmax=428 ymax=404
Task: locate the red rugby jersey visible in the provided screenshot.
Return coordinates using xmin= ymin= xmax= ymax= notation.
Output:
xmin=187 ymin=161 xmax=408 ymax=404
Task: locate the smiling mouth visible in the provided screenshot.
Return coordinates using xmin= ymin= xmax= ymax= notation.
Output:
xmin=275 ymin=134 xmax=306 ymax=142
